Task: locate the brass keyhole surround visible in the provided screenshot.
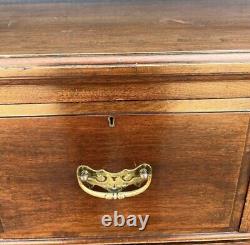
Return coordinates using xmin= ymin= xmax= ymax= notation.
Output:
xmin=108 ymin=116 xmax=115 ymax=128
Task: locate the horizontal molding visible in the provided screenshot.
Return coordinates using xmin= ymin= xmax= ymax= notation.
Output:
xmin=2 ymin=51 xmax=250 ymax=78
xmin=1 ymin=81 xmax=250 ymax=104
xmin=1 ymin=98 xmax=250 ymax=117
xmin=2 ymin=50 xmax=250 ymax=65
xmin=1 ymin=232 xmax=250 ymax=244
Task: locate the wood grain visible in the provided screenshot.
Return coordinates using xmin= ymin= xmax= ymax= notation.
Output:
xmin=1 ymin=0 xmax=250 ymax=244
xmin=0 ymin=114 xmax=249 ymax=241
xmin=1 ymin=232 xmax=250 ymax=244
xmin=230 ymin=118 xmax=250 ymax=230
xmin=241 ymin=186 xmax=250 ymax=232
xmin=236 ymin=117 xmax=250 ymax=232
xmin=0 ymin=219 xmax=3 ymax=233
xmin=1 ymin=99 xmax=250 ymax=118
xmin=239 ymin=127 xmax=250 ymax=232
xmin=206 ymin=242 xmax=250 ymax=245
xmin=3 ymin=55 xmax=250 ymax=79
xmin=1 ymin=0 xmax=250 ymax=54
xmin=1 ymin=81 xmax=250 ymax=104
xmin=2 ymin=52 xmax=250 ymax=67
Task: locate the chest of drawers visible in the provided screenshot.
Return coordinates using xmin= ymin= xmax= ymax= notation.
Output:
xmin=1 ymin=0 xmax=250 ymax=244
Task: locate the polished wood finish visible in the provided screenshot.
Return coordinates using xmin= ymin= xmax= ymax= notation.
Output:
xmin=1 ymin=233 xmax=250 ymax=245
xmin=231 ymin=118 xmax=250 ymax=230
xmin=240 ymin=128 xmax=250 ymax=232
xmin=2 ymin=80 xmax=250 ymax=104
xmin=1 ymin=99 xmax=250 ymax=118
xmin=1 ymin=0 xmax=250 ymax=54
xmin=207 ymin=243 xmax=250 ymax=245
xmin=1 ymin=0 xmax=250 ymax=244
xmin=241 ymin=183 xmax=250 ymax=232
xmin=0 ymin=114 xmax=249 ymax=241
xmin=0 ymin=220 xmax=3 ymax=233
xmin=3 ymin=52 xmax=250 ymax=79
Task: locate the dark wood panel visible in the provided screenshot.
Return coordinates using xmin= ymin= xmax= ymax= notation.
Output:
xmin=1 ymin=81 xmax=250 ymax=104
xmin=1 ymin=0 xmax=250 ymax=54
xmin=0 ymin=114 xmax=248 ymax=240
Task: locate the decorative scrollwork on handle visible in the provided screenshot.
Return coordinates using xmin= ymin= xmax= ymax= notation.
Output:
xmin=77 ymin=163 xmax=152 ymax=200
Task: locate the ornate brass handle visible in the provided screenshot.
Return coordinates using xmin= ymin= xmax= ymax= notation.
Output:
xmin=77 ymin=163 xmax=152 ymax=200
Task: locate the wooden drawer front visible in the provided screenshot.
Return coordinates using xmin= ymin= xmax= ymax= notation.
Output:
xmin=0 ymin=113 xmax=249 ymax=240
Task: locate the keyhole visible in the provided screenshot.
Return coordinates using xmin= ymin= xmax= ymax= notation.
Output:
xmin=108 ymin=116 xmax=115 ymax=128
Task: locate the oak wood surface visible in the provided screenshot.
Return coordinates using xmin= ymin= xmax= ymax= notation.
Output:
xmin=1 ymin=0 xmax=250 ymax=54
xmin=0 ymin=113 xmax=249 ymax=241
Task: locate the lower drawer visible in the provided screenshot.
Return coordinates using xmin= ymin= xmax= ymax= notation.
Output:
xmin=0 ymin=113 xmax=249 ymax=242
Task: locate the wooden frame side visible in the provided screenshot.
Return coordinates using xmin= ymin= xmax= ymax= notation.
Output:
xmin=0 ymin=218 xmax=3 ymax=233
xmin=240 ymin=128 xmax=250 ymax=232
xmin=231 ymin=117 xmax=250 ymax=230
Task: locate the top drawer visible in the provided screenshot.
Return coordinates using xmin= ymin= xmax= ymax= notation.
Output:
xmin=1 ymin=52 xmax=250 ymax=105
xmin=0 ymin=113 xmax=249 ymax=243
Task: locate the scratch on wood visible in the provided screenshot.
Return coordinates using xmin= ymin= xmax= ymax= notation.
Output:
xmin=159 ymin=18 xmax=192 ymax=25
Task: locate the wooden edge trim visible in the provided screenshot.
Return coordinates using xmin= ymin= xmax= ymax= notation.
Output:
xmin=2 ymin=51 xmax=250 ymax=66
xmin=0 ymin=99 xmax=250 ymax=117
xmin=0 ymin=218 xmax=3 ymax=233
xmin=230 ymin=117 xmax=250 ymax=230
xmin=1 ymin=232 xmax=250 ymax=245
xmin=2 ymin=51 xmax=250 ymax=78
xmin=3 ymin=63 xmax=250 ymax=79
xmin=240 ymin=125 xmax=250 ymax=232
xmin=240 ymin=185 xmax=250 ymax=232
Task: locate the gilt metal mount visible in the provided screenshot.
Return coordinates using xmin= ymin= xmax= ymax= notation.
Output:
xmin=77 ymin=163 xmax=152 ymax=200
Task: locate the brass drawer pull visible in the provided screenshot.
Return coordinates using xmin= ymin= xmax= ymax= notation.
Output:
xmin=77 ymin=163 xmax=152 ymax=200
